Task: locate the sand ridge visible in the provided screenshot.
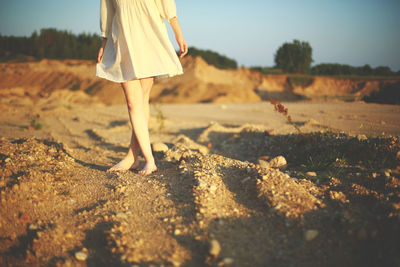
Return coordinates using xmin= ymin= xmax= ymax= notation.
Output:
xmin=1 ymin=57 xmax=399 ymax=106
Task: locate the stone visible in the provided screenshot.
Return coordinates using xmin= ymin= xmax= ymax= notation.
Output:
xmin=307 ymin=118 xmax=319 ymax=125
xmin=209 ymin=185 xmax=217 ymax=194
xmin=222 ymin=258 xmax=234 ymax=265
xmin=12 ymin=184 xmax=19 ymax=191
xmin=152 ymin=142 xmax=169 ymax=153
xmin=116 ymin=213 xmax=128 ymax=219
xmin=174 ymin=229 xmax=181 ymax=235
xmin=357 ymin=134 xmax=368 ymax=141
xmin=171 ymin=261 xmax=181 ymax=267
xmin=269 ymin=156 xmax=287 ymax=170
xmin=241 ymin=177 xmax=251 ymax=183
xmin=28 ymin=224 xmax=38 ymax=230
xmin=75 ymin=251 xmax=88 ymax=261
xmin=198 ymin=146 xmax=209 ymax=155
xmin=306 ymin=171 xmax=317 ymax=177
xmin=304 ymin=230 xmax=319 ymax=241
xmin=209 ymin=239 xmax=221 ymax=258
xmin=258 ymin=159 xmax=270 ymax=169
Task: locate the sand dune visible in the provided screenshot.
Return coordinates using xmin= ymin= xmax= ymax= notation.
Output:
xmin=1 ymin=57 xmax=399 ymax=106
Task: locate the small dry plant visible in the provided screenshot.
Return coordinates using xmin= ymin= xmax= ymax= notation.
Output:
xmin=269 ymin=97 xmax=302 ymax=134
xmin=153 ymin=103 xmax=166 ymax=133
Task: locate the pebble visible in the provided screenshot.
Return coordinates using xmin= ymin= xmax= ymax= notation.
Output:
xmin=28 ymin=224 xmax=38 ymax=230
xmin=171 ymin=261 xmax=181 ymax=267
xmin=258 ymin=159 xmax=270 ymax=169
xmin=209 ymin=239 xmax=221 ymax=258
xmin=116 ymin=213 xmax=128 ymax=219
xmin=65 ymin=232 xmax=74 ymax=238
xmin=304 ymin=230 xmax=319 ymax=241
xmin=75 ymin=251 xmax=88 ymax=261
xmin=174 ymin=229 xmax=182 ymax=235
xmin=199 ymin=146 xmax=209 ymax=155
xmin=241 ymin=177 xmax=251 ymax=183
xmin=269 ymin=156 xmax=287 ymax=170
xmin=222 ymin=258 xmax=234 ymax=265
xmin=12 ymin=184 xmax=19 ymax=191
xmin=209 ymin=185 xmax=217 ymax=194
xmin=357 ymin=134 xmax=368 ymax=141
xmin=198 ymin=180 xmax=207 ymax=187
xmin=307 ymin=118 xmax=319 ymax=125
xmin=19 ymin=183 xmax=29 ymax=192
xmin=306 ymin=171 xmax=317 ymax=177
xmin=152 ymin=142 xmax=169 ymax=152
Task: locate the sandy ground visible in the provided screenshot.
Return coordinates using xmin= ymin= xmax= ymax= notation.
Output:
xmin=0 ymin=99 xmax=399 ymax=266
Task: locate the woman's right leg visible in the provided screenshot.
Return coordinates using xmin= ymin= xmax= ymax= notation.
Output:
xmin=107 ymin=79 xmax=157 ymax=174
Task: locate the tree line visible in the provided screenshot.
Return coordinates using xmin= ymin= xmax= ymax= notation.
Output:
xmin=0 ymin=29 xmax=397 ymax=76
xmin=0 ymin=28 xmax=237 ymax=69
xmin=273 ymin=39 xmax=399 ymax=76
xmin=0 ymin=28 xmax=101 ymax=60
xmin=187 ymin=46 xmax=237 ymax=69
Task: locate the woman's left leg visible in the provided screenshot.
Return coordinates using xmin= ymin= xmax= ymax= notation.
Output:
xmin=125 ymin=77 xmax=154 ymax=170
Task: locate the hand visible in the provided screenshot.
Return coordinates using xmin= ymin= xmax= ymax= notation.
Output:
xmin=176 ymin=37 xmax=188 ymax=58
xmin=96 ymin=38 xmax=108 ymax=63
xmin=97 ymin=47 xmax=104 ymax=63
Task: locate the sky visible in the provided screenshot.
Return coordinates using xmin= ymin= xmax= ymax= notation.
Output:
xmin=1 ymin=0 xmax=400 ymax=71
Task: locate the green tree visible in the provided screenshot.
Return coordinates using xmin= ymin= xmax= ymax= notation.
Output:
xmin=274 ymin=39 xmax=313 ymax=74
xmin=188 ymin=46 xmax=237 ymax=69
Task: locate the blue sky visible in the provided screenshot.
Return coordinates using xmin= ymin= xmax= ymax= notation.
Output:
xmin=1 ymin=0 xmax=400 ymax=70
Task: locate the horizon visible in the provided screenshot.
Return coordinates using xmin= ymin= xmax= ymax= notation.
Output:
xmin=1 ymin=0 xmax=400 ymax=71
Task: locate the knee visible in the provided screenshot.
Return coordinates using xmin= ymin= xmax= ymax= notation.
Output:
xmin=126 ymin=101 xmax=135 ymax=112
xmin=127 ymin=98 xmax=145 ymax=112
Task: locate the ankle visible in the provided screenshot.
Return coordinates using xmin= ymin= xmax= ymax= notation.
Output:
xmin=124 ymin=153 xmax=135 ymax=160
xmin=144 ymin=157 xmax=155 ymax=164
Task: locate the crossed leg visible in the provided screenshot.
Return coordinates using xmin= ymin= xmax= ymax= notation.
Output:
xmin=106 ymin=77 xmax=157 ymax=175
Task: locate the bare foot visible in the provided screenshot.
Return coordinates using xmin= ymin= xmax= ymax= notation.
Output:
xmin=138 ymin=161 xmax=158 ymax=175
xmin=106 ymin=157 xmax=136 ymax=172
xmin=129 ymin=161 xmax=140 ymax=171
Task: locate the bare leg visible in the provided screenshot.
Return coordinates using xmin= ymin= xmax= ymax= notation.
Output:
xmin=107 ymin=78 xmax=157 ymax=175
xmin=125 ymin=77 xmax=154 ymax=170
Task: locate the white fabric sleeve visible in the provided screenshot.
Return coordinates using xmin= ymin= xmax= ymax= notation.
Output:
xmin=100 ymin=0 xmax=115 ymax=38
xmin=155 ymin=0 xmax=177 ymax=22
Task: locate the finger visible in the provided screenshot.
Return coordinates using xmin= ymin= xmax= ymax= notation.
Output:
xmin=97 ymin=52 xmax=103 ymax=63
xmin=179 ymin=43 xmax=186 ymax=57
xmin=182 ymin=44 xmax=188 ymax=57
xmin=179 ymin=45 xmax=184 ymax=58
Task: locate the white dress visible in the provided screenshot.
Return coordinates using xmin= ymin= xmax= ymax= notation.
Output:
xmin=96 ymin=0 xmax=184 ymax=82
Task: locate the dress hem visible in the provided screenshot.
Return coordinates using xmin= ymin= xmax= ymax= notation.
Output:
xmin=95 ymin=68 xmax=184 ymax=83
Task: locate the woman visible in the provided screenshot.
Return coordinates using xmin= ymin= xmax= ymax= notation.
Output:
xmin=96 ymin=0 xmax=188 ymax=175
